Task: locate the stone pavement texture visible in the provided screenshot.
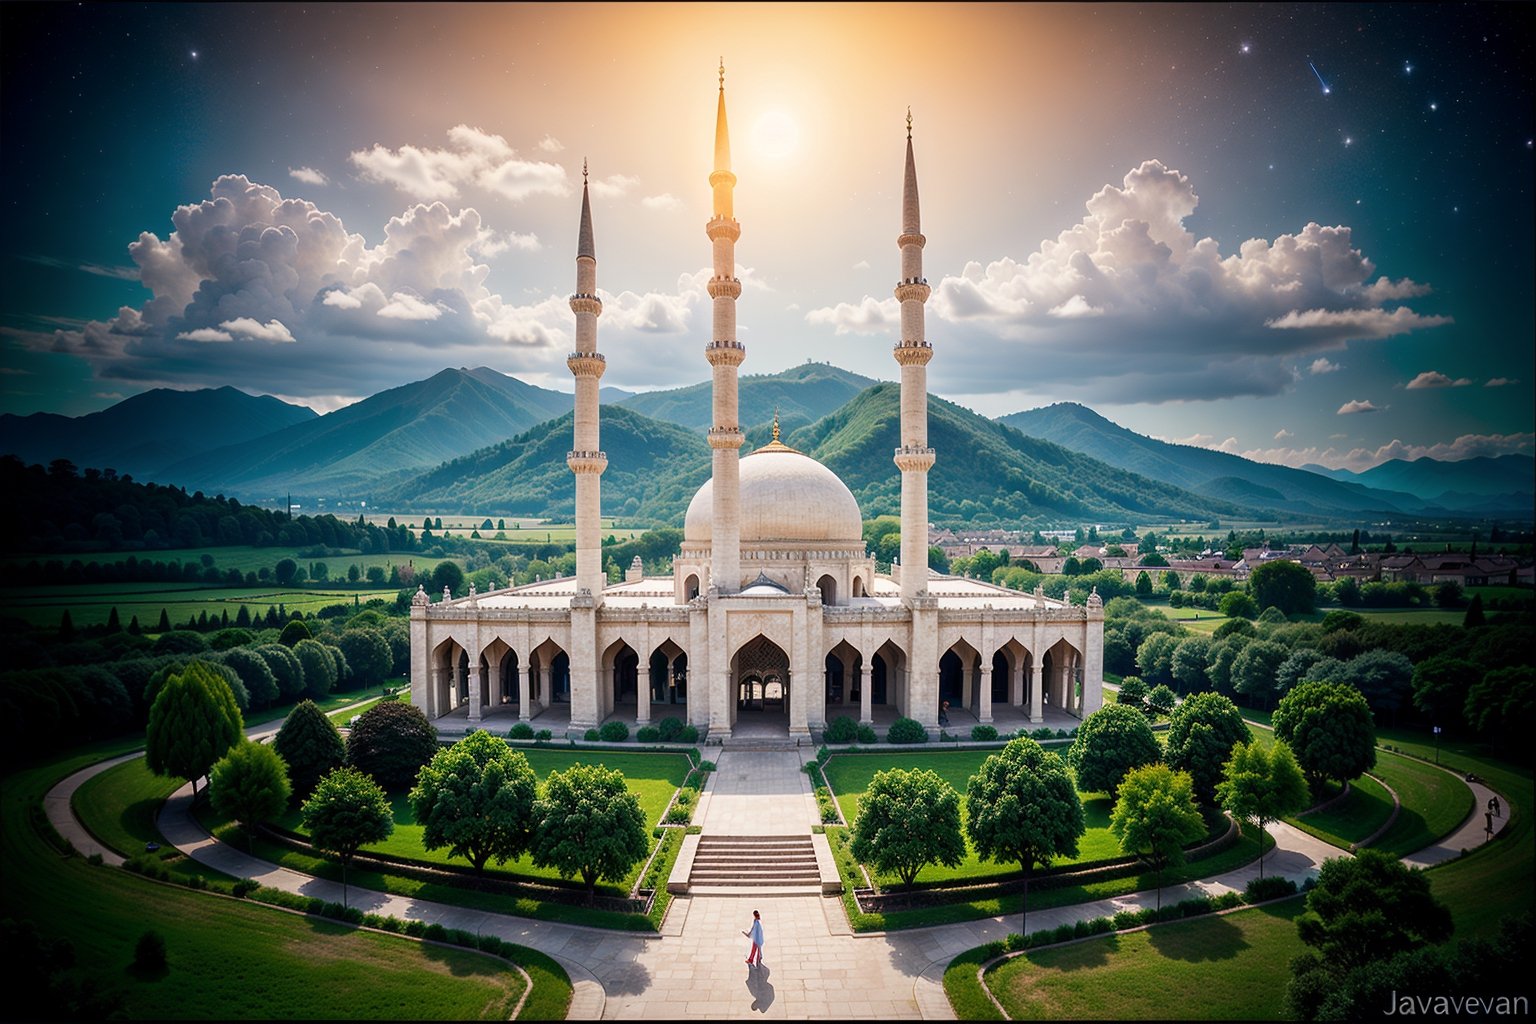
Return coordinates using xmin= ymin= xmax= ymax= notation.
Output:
xmin=45 ymin=711 xmax=1512 ymax=1021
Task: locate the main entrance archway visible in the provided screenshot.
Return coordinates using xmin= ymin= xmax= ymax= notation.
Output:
xmin=732 ymin=634 xmax=790 ymax=735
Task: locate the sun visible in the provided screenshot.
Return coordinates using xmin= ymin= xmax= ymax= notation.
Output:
xmin=751 ymin=109 xmax=800 ymax=162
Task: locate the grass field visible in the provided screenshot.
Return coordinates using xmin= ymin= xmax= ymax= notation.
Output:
xmin=985 ymin=899 xmax=1306 ymax=1020
xmin=7 ymin=750 xmax=539 ymax=1021
xmin=1368 ymin=750 xmax=1475 ymax=856
xmin=1 ymin=582 xmax=402 ymax=628
xmin=4 ymin=543 xmax=456 ymax=576
xmin=1289 ymin=772 xmax=1395 ymax=849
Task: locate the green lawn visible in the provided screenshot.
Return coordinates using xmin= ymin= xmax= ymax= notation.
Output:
xmin=4 ymin=544 xmax=457 ymax=576
xmin=1368 ymin=750 xmax=1475 ymax=856
xmin=6 ymin=752 xmax=548 ymax=1021
xmin=1289 ymin=773 xmax=1395 ymax=850
xmin=985 ymin=899 xmax=1306 ymax=1020
xmin=1 ymin=582 xmax=403 ymax=629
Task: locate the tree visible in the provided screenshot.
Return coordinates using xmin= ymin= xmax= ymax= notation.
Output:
xmin=1296 ymin=849 xmax=1452 ymax=972
xmin=530 ymin=762 xmax=650 ymax=902
xmin=1463 ymin=665 xmax=1536 ymax=744
xmin=1250 ymin=560 xmax=1317 ymax=616
xmin=1116 ymin=675 xmax=1148 ymax=711
xmin=274 ymin=557 xmax=298 ymax=585
xmin=1275 ymin=648 xmax=1328 ymax=698
xmin=1272 ymin=681 xmax=1376 ymax=790
xmin=209 ymin=740 xmax=291 ymax=847
xmin=1135 ymin=632 xmax=1179 ymax=687
xmin=1134 ymin=571 xmax=1153 ymax=597
xmin=1170 ymin=636 xmax=1212 ymax=693
xmin=345 ymin=700 xmax=439 ymax=790
xmin=1164 ymin=692 xmax=1252 ymax=805
xmin=1066 ymin=704 xmax=1161 ymax=799
xmin=1145 ymin=683 xmax=1177 ymax=718
xmin=336 ymin=629 xmax=393 ymax=689
xmin=256 ymin=643 xmax=305 ymax=699
xmin=1341 ymin=649 xmax=1414 ymax=722
xmin=293 ymin=637 xmax=337 ymax=699
xmin=145 ymin=661 xmax=244 ymax=797
xmin=850 ymin=768 xmax=966 ymax=887
xmin=272 ymin=699 xmax=346 ymax=798
xmin=1109 ymin=764 xmax=1206 ymax=910
xmin=1411 ymin=655 xmax=1479 ymax=728
xmin=430 ymin=559 xmax=465 ymax=597
xmin=965 ymin=737 xmax=1085 ymax=934
xmin=278 ymin=618 xmax=312 ymax=647
xmin=1219 ymin=591 xmax=1259 ymax=620
xmin=1231 ymin=639 xmax=1290 ymax=710
xmin=1217 ymin=739 xmax=1308 ymax=878
xmin=1462 ymin=593 xmax=1486 ymax=627
xmin=301 ymin=766 xmax=393 ymax=907
xmin=220 ymin=647 xmax=280 ymax=709
xmin=1163 ymin=570 xmax=1181 ymax=592
xmin=409 ymin=731 xmax=537 ymax=874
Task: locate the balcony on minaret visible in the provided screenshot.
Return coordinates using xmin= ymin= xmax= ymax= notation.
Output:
xmin=893 ymin=340 xmax=934 ymax=365
xmin=893 ymin=445 xmax=936 ymax=472
xmin=566 ymin=449 xmax=608 ymax=474
xmin=568 ymin=293 xmax=603 ymax=316
xmin=566 ymin=352 xmax=606 ymax=377
xmin=706 ymin=276 xmax=743 ymax=299
xmin=706 ymin=216 xmax=741 ymax=241
xmin=706 ymin=426 xmax=745 ymax=449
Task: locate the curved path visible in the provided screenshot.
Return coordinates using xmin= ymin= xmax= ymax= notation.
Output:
xmin=46 ymin=725 xmax=1511 ymax=1020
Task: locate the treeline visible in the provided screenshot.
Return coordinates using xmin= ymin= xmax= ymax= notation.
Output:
xmin=0 ymin=455 xmax=417 ymax=555
xmin=0 ymin=605 xmax=409 ymax=764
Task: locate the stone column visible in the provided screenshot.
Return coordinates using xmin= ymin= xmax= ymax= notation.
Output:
xmin=1029 ymin=663 xmax=1044 ymax=723
xmin=859 ymin=663 xmax=873 ymax=726
xmin=1011 ymin=659 xmax=1024 ymax=707
xmin=979 ymin=661 xmax=993 ymax=724
xmin=518 ymin=664 xmax=531 ymax=722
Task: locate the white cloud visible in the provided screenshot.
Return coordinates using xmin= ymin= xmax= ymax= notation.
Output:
xmin=288 ymin=166 xmax=329 ymax=186
xmin=1338 ymin=399 xmax=1382 ymax=415
xmin=1406 ymin=370 xmax=1472 ymax=389
xmin=377 ymin=292 xmax=443 ymax=321
xmin=807 ymin=159 xmax=1451 ymax=403
xmin=220 ymin=317 xmax=295 ymax=343
xmin=588 ymin=174 xmax=640 ymax=199
xmin=470 ymin=229 xmax=540 ymax=257
xmin=1169 ymin=433 xmax=1217 ymax=447
xmin=1309 ymin=357 xmax=1341 ymax=375
xmin=851 ymin=259 xmax=870 ymax=271
xmin=177 ymin=327 xmax=234 ymax=343
xmin=1274 ymin=428 xmax=1293 ymax=441
xmin=350 ymin=124 xmax=569 ymax=202
xmin=322 ymin=289 xmax=363 ymax=309
xmin=536 ymin=135 xmax=564 ymax=153
xmin=1229 ymin=432 xmax=1535 ymax=472
xmin=1486 ymin=377 xmax=1518 ymax=387
xmin=641 ymin=193 xmax=681 ymax=211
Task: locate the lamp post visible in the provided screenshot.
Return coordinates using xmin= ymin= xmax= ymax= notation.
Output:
xmin=1432 ymin=724 xmax=1441 ymax=765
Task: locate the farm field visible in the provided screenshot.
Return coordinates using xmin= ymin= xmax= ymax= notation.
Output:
xmin=0 ymin=583 xmax=401 ymax=628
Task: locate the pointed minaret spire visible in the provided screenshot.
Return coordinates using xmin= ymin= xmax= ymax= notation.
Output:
xmin=893 ymin=111 xmax=935 ymax=600
xmin=705 ymin=61 xmax=745 ymax=593
xmin=568 ymin=161 xmax=607 ymax=601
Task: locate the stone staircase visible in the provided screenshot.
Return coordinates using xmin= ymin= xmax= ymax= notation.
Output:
xmin=719 ymin=735 xmax=807 ymax=752
xmin=687 ymin=835 xmax=820 ymax=890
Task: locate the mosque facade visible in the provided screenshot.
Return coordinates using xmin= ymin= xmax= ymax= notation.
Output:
xmin=409 ymin=70 xmax=1103 ymax=742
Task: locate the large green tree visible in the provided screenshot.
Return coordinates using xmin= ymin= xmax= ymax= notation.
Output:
xmin=145 ymin=660 xmax=245 ymax=797
xmin=409 ymin=730 xmax=537 ymax=874
xmin=1109 ymin=763 xmax=1206 ymax=910
xmin=1249 ymin=559 xmax=1317 ymax=616
xmin=293 ymin=637 xmax=338 ymax=699
xmin=1411 ymin=655 xmax=1479 ymax=727
xmin=209 ymin=740 xmax=291 ymax=847
xmin=272 ymin=699 xmax=346 ymax=798
xmin=1273 ymin=681 xmax=1376 ymax=790
xmin=965 ymin=737 xmax=1085 ymax=934
xmin=1066 ymin=703 xmax=1161 ymax=799
xmin=301 ymin=765 xmax=394 ymax=907
xmin=345 ymin=700 xmax=439 ymax=791
xmin=1164 ymin=692 xmax=1252 ymax=805
xmin=219 ymin=647 xmax=280 ymax=709
xmin=530 ymin=763 xmax=650 ymax=902
xmin=1231 ymin=639 xmax=1291 ymax=710
xmin=849 ymin=768 xmax=965 ymax=887
xmin=337 ymin=629 xmax=394 ymax=689
xmin=1463 ymin=665 xmax=1536 ymax=745
xmin=1217 ymin=739 xmax=1309 ymax=878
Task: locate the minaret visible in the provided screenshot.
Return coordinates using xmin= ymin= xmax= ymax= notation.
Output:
xmin=894 ymin=110 xmax=935 ymax=600
xmin=705 ymin=60 xmax=745 ymax=593
xmin=568 ymin=160 xmax=607 ymax=599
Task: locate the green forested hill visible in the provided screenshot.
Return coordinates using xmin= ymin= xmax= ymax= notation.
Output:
xmin=615 ymin=362 xmax=879 ymax=433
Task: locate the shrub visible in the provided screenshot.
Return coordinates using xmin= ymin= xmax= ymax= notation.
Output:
xmin=508 ymin=722 xmax=534 ymax=739
xmin=825 ymin=716 xmax=859 ymax=743
xmin=636 ymin=726 xmax=660 ymax=743
xmin=676 ymin=724 xmax=698 ymax=743
xmin=404 ymin=919 xmax=427 ymax=937
xmin=423 ymin=923 xmax=448 ymax=942
xmin=1002 ymin=932 xmax=1027 ymax=952
xmin=856 ymin=725 xmax=877 ymax=744
xmin=1213 ymin=891 xmax=1245 ymax=910
xmin=656 ymin=717 xmax=684 ymax=741
xmin=345 ymin=701 xmax=438 ymax=790
xmin=887 ymin=717 xmax=928 ymax=744
xmin=534 ymin=729 xmax=552 ymax=743
xmin=970 ymin=725 xmax=998 ymax=741
xmin=599 ymin=720 xmax=629 ymax=742
xmin=1244 ymin=875 xmax=1298 ymax=902
xmin=1052 ymin=923 xmax=1076 ymax=944
xmin=584 ymin=729 xmax=601 ymax=742
xmin=134 ymin=930 xmax=167 ymax=972
xmin=1032 ymin=727 xmax=1056 ymax=740
xmin=231 ymin=878 xmax=258 ymax=898
xmin=1178 ymin=897 xmax=1214 ymax=918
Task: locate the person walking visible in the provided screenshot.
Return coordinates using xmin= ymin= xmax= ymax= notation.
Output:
xmin=742 ymin=909 xmax=764 ymax=966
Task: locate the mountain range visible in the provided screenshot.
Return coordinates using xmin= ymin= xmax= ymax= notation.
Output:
xmin=4 ymin=366 xmax=1528 ymax=527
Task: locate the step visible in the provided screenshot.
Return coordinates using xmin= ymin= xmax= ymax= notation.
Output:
xmin=688 ymin=835 xmax=821 ymax=888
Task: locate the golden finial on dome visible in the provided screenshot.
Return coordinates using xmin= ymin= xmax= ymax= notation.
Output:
xmin=772 ymin=407 xmax=780 ymax=443
xmin=906 ymin=107 xmax=912 ymax=139
xmin=719 ymin=58 xmax=725 ymax=90
xmin=583 ymin=157 xmax=588 ymax=185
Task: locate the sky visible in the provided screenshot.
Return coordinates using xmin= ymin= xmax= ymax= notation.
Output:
xmin=1 ymin=2 xmax=1531 ymax=473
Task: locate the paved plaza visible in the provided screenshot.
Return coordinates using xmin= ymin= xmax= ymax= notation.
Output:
xmin=46 ymin=709 xmax=1510 ymax=1020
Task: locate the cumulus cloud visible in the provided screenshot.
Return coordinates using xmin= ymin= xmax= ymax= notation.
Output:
xmin=470 ymin=229 xmax=540 ymax=257
xmin=807 ymin=159 xmax=1450 ymax=403
xmin=288 ymin=166 xmax=329 ymax=186
xmin=1274 ymin=428 xmax=1293 ymax=441
xmin=377 ymin=293 xmax=443 ymax=321
xmin=350 ymin=124 xmax=569 ymax=202
xmin=587 ymin=173 xmax=640 ymax=199
xmin=641 ymin=193 xmax=681 ymax=211
xmin=1406 ymin=370 xmax=1472 ymax=389
xmin=222 ymin=317 xmax=295 ymax=342
xmin=177 ymin=327 xmax=233 ymax=343
xmin=1486 ymin=377 xmax=1518 ymax=387
xmin=536 ymin=135 xmax=564 ymax=153
xmin=1338 ymin=399 xmax=1382 ymax=415
xmin=1309 ymin=357 xmax=1341 ymax=374
xmin=1217 ymin=432 xmax=1535 ymax=472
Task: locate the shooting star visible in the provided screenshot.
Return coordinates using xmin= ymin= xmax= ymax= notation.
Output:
xmin=1309 ymin=61 xmax=1331 ymax=95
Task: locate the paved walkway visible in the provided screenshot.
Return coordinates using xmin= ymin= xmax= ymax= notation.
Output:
xmin=45 ymin=724 xmax=1512 ymax=1020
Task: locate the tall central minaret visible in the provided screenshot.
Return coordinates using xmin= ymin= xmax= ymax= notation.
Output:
xmin=705 ymin=60 xmax=744 ymax=593
xmin=894 ymin=110 xmax=935 ymax=600
xmin=568 ymin=161 xmax=607 ymax=599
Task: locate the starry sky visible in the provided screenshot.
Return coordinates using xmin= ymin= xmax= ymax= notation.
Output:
xmin=2 ymin=2 xmax=1531 ymax=473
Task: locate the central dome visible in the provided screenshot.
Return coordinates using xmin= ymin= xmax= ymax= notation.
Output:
xmin=684 ymin=444 xmax=863 ymax=547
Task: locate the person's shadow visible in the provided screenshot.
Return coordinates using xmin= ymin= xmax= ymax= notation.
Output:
xmin=746 ymin=964 xmax=775 ymax=1013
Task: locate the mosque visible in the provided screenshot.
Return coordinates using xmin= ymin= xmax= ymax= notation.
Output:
xmin=409 ymin=69 xmax=1103 ymax=743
